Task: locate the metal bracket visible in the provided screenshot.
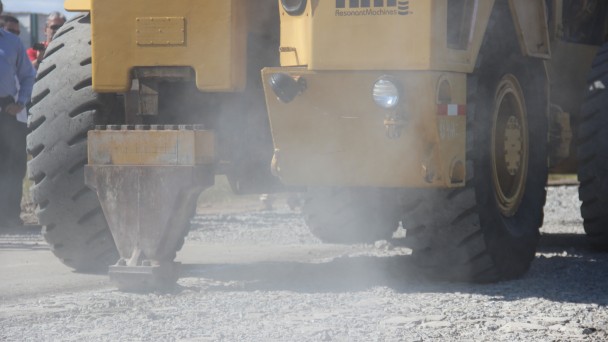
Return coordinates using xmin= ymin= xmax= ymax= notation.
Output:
xmin=109 ymin=263 xmax=180 ymax=292
xmin=384 ymin=113 xmax=407 ymax=139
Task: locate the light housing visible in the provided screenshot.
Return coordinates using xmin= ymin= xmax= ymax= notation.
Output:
xmin=269 ymin=73 xmax=306 ymax=103
xmin=372 ymin=77 xmax=401 ymax=109
xmin=281 ymin=0 xmax=307 ymax=16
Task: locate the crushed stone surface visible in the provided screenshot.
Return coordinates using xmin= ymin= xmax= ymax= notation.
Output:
xmin=2 ymin=186 xmax=608 ymax=341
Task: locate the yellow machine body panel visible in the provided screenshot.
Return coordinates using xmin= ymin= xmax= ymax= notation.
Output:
xmin=280 ymin=0 xmax=496 ymax=73
xmin=87 ymin=0 xmax=247 ymax=93
xmin=509 ymin=0 xmax=551 ymax=58
xmin=64 ymin=0 xmax=90 ymax=11
xmin=262 ymin=67 xmax=467 ymax=188
xmin=265 ymin=0 xmax=558 ymax=187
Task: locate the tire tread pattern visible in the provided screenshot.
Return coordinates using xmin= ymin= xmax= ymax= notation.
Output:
xmin=303 ymin=188 xmax=401 ymax=244
xmin=27 ymin=15 xmax=119 ymax=271
xmin=577 ymin=43 xmax=608 ymax=245
xmin=402 ymin=5 xmax=546 ymax=282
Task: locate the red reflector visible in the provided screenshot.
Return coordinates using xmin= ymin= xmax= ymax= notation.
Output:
xmin=437 ymin=104 xmax=466 ymax=116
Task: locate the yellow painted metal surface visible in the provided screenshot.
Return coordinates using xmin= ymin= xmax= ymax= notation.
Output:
xmin=88 ymin=128 xmax=215 ymax=166
xmin=509 ymin=0 xmax=550 ymax=58
xmin=278 ymin=3 xmax=311 ymax=67
xmin=262 ymin=67 xmax=466 ymax=188
xmin=90 ymin=0 xmax=247 ymax=92
xmin=279 ymin=0 xmax=494 ymax=73
xmin=135 ymin=17 xmax=186 ymax=46
xmin=64 ymin=0 xmax=90 ymax=12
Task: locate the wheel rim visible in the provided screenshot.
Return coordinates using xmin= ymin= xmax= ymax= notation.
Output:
xmin=491 ymin=74 xmax=529 ymax=217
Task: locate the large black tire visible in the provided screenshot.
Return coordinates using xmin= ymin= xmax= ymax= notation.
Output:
xmin=577 ymin=42 xmax=608 ymax=246
xmin=27 ymin=15 xmax=121 ymax=271
xmin=403 ymin=8 xmax=548 ymax=282
xmin=303 ymin=187 xmax=401 ymax=243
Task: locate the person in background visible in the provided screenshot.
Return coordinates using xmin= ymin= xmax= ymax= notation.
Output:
xmin=0 ymin=1 xmax=36 ymax=228
xmin=0 ymin=14 xmax=20 ymax=36
xmin=26 ymin=11 xmax=66 ymax=69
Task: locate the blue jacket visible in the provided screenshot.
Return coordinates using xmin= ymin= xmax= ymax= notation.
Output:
xmin=0 ymin=28 xmax=36 ymax=106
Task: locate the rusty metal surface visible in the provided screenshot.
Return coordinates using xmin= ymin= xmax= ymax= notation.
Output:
xmin=85 ymin=164 xmax=214 ymax=290
xmin=88 ymin=125 xmax=215 ymax=166
xmin=109 ymin=263 xmax=180 ymax=292
xmin=85 ymin=125 xmax=216 ymax=290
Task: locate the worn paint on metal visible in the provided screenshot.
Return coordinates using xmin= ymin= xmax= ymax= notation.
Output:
xmin=509 ymin=0 xmax=550 ymax=58
xmin=262 ymin=67 xmax=466 ymax=188
xmin=84 ymin=125 xmax=216 ymax=289
xmin=87 ymin=127 xmax=215 ymax=166
xmin=84 ymin=164 xmax=214 ymax=290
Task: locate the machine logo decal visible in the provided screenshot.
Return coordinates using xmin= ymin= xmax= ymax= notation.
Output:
xmin=335 ymin=0 xmax=411 ymax=16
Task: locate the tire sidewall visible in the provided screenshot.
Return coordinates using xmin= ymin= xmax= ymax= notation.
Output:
xmin=472 ymin=58 xmax=548 ymax=276
xmin=27 ymin=15 xmax=121 ymax=271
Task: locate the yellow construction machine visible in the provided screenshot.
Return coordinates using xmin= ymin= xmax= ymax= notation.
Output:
xmin=27 ymin=0 xmax=280 ymax=289
xmin=28 ymin=0 xmax=608 ymax=289
xmin=262 ymin=0 xmax=608 ymax=282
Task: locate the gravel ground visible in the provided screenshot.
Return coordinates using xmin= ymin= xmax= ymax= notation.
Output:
xmin=2 ymin=186 xmax=608 ymax=341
